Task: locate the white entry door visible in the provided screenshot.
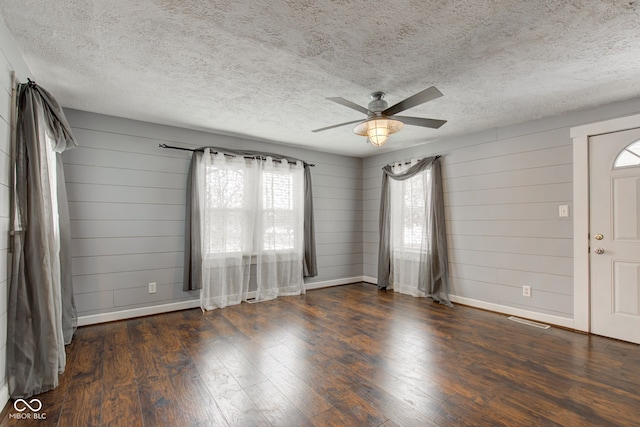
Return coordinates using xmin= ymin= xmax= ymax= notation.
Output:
xmin=590 ymin=127 xmax=640 ymax=344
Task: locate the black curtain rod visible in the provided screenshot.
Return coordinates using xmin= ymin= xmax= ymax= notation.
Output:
xmin=159 ymin=144 xmax=315 ymax=167
xmin=159 ymin=144 xmax=195 ymax=152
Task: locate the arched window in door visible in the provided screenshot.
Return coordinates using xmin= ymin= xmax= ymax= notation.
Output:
xmin=614 ymin=140 xmax=640 ymax=168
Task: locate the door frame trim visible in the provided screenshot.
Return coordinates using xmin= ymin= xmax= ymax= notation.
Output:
xmin=571 ymin=113 xmax=640 ymax=332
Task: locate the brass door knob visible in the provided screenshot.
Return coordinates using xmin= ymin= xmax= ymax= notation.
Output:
xmin=594 ymin=234 xmax=604 ymax=240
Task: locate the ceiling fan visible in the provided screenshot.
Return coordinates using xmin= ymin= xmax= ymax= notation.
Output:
xmin=312 ymin=86 xmax=447 ymax=147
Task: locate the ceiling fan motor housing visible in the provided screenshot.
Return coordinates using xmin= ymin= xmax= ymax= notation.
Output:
xmin=368 ymin=92 xmax=388 ymax=114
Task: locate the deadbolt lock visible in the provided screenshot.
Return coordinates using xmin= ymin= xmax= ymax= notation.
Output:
xmin=594 ymin=233 xmax=604 ymax=240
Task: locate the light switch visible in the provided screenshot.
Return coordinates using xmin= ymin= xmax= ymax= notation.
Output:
xmin=559 ymin=205 xmax=570 ymax=218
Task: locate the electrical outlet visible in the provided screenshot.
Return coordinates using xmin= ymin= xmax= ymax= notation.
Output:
xmin=148 ymin=282 xmax=157 ymax=294
xmin=523 ymin=285 xmax=531 ymax=297
xmin=559 ymin=205 xmax=570 ymax=218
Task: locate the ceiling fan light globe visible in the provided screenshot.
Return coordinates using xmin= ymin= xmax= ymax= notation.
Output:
xmin=368 ymin=133 xmax=389 ymax=146
xmin=353 ymin=117 xmax=404 ymax=147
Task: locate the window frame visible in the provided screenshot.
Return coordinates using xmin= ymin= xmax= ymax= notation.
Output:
xmin=613 ymin=139 xmax=640 ymax=169
xmin=203 ymin=162 xmax=301 ymax=260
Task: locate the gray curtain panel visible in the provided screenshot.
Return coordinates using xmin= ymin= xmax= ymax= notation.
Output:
xmin=183 ymin=151 xmax=203 ymax=291
xmin=182 ymin=147 xmax=317 ymax=291
xmin=303 ymin=165 xmax=318 ymax=277
xmin=377 ymin=156 xmax=452 ymax=306
xmin=8 ymin=81 xmax=78 ymax=398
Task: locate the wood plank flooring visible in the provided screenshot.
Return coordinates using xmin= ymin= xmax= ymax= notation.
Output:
xmin=1 ymin=282 xmax=639 ymax=426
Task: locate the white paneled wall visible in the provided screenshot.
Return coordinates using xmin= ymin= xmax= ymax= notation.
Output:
xmin=363 ymin=98 xmax=640 ymax=325
xmin=63 ymin=109 xmax=363 ymax=318
xmin=0 ymin=14 xmax=32 ymax=410
xmin=0 ymin=51 xmax=11 ymax=413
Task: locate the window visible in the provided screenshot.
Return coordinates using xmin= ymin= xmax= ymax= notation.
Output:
xmin=204 ymin=166 xmax=245 ymax=254
xmin=614 ymin=140 xmax=640 ymax=169
xmin=401 ymin=173 xmax=430 ymax=251
xmin=203 ymin=160 xmax=301 ymax=257
xmin=390 ymin=162 xmax=431 ymax=254
xmin=262 ymin=172 xmax=296 ymax=251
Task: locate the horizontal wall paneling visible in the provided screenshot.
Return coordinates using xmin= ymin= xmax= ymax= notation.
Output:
xmin=64 ymin=109 xmax=363 ymax=316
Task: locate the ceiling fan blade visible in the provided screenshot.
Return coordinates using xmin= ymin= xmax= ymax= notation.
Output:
xmin=326 ymin=97 xmax=369 ymax=115
xmin=312 ymin=119 xmax=365 ymax=133
xmin=382 ymin=86 xmax=444 ymax=116
xmin=394 ymin=116 xmax=447 ymax=129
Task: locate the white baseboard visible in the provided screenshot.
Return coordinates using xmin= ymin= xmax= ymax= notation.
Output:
xmin=362 ymin=276 xmax=378 ymax=285
xmin=304 ymin=276 xmax=365 ymax=290
xmin=77 ymin=277 xmax=370 ymax=326
xmin=77 ymin=299 xmax=201 ymax=326
xmin=448 ymin=295 xmax=574 ymax=329
xmin=75 ymin=280 xmax=574 ymax=329
xmin=348 ymin=276 xmax=574 ymax=329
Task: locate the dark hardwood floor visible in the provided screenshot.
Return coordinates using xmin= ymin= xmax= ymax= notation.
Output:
xmin=2 ymin=282 xmax=639 ymax=426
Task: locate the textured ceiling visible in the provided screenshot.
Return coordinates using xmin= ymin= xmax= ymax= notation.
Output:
xmin=2 ymin=0 xmax=640 ymax=157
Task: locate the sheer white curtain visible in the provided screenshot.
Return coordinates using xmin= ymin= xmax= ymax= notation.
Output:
xmin=389 ymin=159 xmax=432 ymax=297
xmin=256 ymin=157 xmax=305 ymax=300
xmin=197 ymin=149 xmax=305 ymax=310
xmin=199 ymin=150 xmax=256 ymax=309
xmin=43 ymin=130 xmax=65 ymax=373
